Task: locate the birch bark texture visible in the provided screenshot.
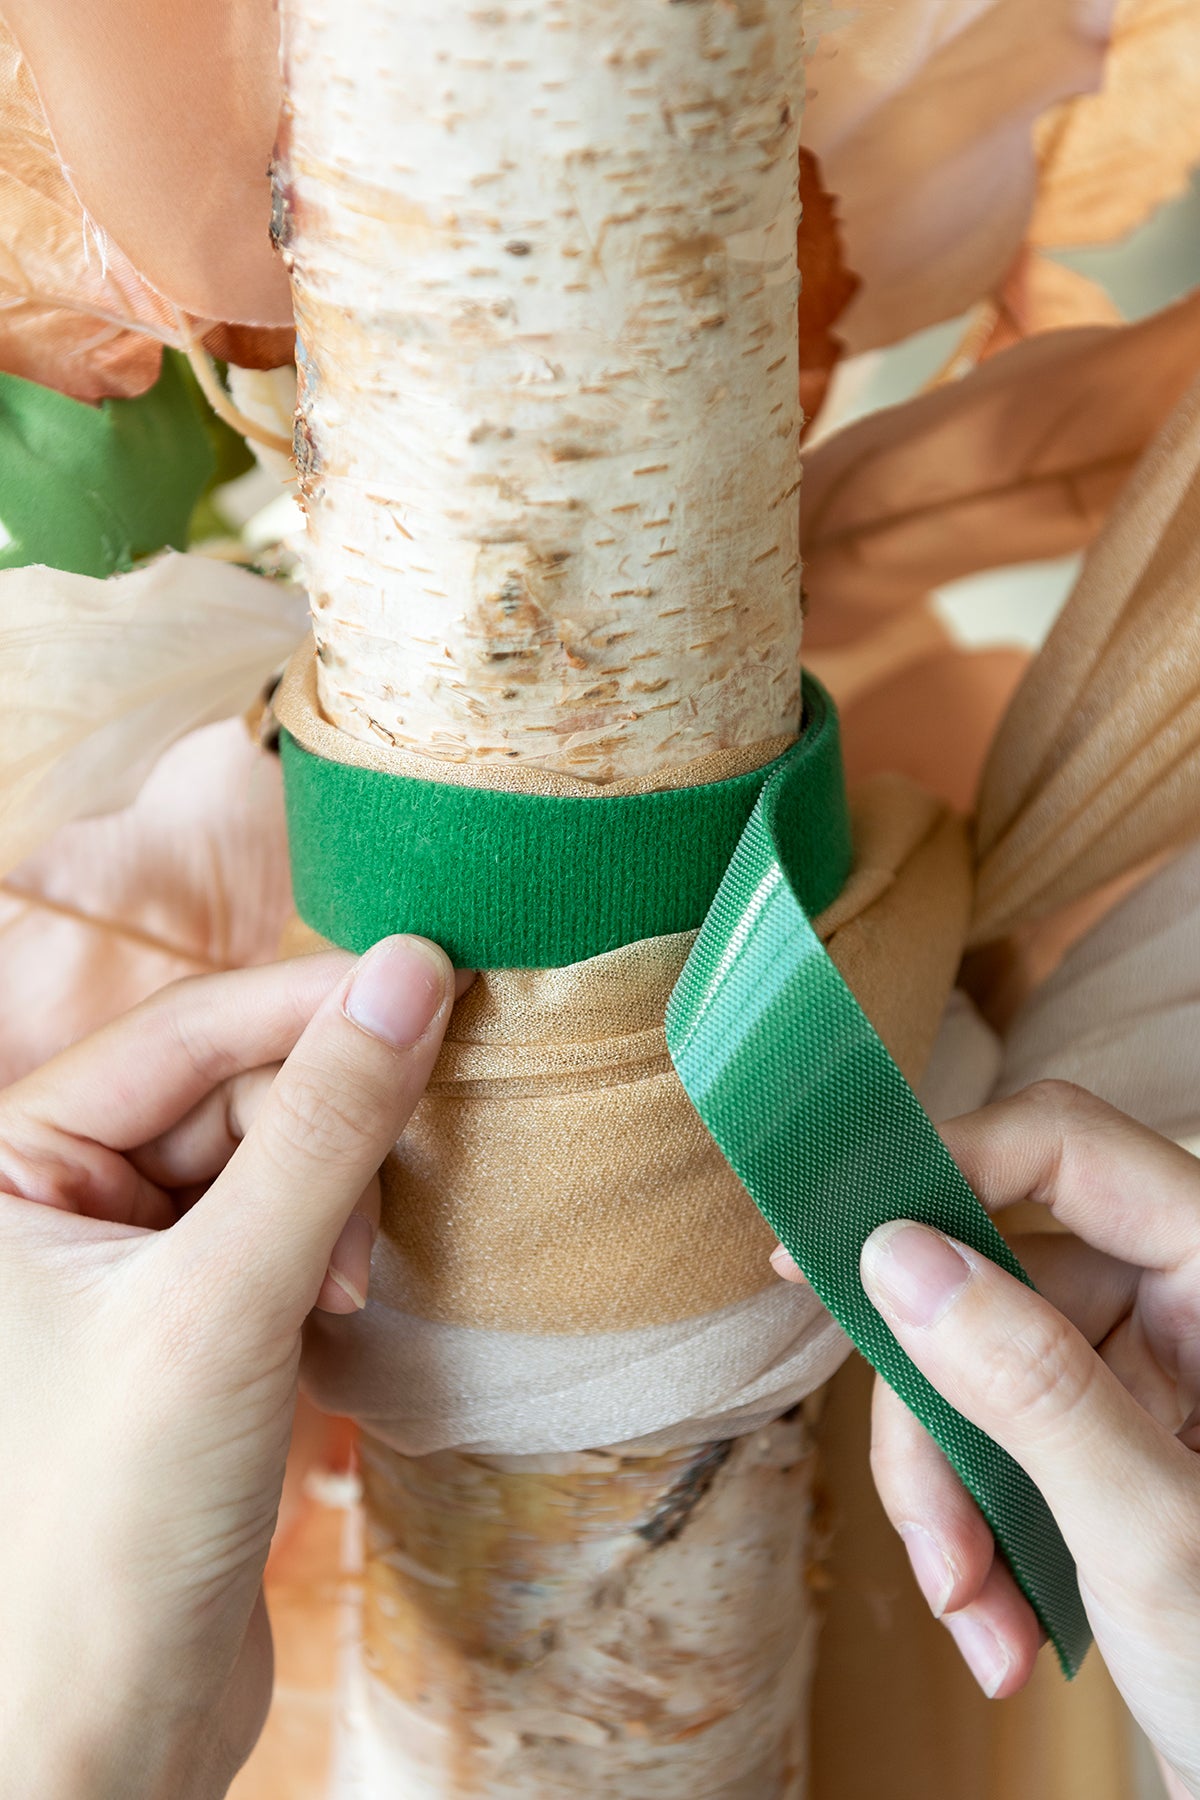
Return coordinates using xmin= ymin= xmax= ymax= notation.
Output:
xmin=276 ymin=0 xmax=804 ymax=781
xmin=349 ymin=1420 xmax=819 ymax=1800
xmin=274 ymin=2 xmax=814 ymax=1793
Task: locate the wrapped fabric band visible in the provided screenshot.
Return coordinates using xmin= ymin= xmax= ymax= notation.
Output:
xmin=280 ymin=672 xmax=1089 ymax=1675
xmin=279 ymin=673 xmax=843 ymax=967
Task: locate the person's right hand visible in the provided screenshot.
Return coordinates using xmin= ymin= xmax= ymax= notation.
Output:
xmin=853 ymin=1084 xmax=1200 ymax=1799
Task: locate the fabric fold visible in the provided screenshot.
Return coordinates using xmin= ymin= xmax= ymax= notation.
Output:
xmin=972 ymin=372 xmax=1200 ymax=942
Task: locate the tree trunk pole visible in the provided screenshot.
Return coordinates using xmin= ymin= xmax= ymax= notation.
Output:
xmin=349 ymin=1420 xmax=819 ymax=1799
xmin=276 ymin=0 xmax=804 ymax=781
xmin=274 ymin=3 xmax=813 ymax=1794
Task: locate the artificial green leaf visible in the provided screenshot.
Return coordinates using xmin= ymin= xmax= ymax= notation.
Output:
xmin=0 ymin=348 xmax=214 ymax=577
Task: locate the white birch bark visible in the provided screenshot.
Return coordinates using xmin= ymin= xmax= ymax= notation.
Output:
xmin=275 ymin=3 xmax=814 ymax=1794
xmin=276 ymin=0 xmax=804 ymax=781
xmin=349 ymin=1416 xmax=819 ymax=1800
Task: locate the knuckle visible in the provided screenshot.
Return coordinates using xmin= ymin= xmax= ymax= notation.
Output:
xmin=870 ymin=1383 xmax=927 ymax=1493
xmin=149 ymin=970 xmax=216 ymax=1022
xmin=160 ymin=981 xmax=240 ymax=1085
xmin=1016 ymin=1079 xmax=1122 ymax=1208
xmin=269 ymin=1063 xmax=381 ymax=1160
xmin=972 ymin=1303 xmax=1095 ymax=1438
xmin=1019 ymin=1078 xmax=1100 ymax=1125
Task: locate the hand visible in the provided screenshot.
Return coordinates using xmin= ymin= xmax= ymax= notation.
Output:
xmin=798 ymin=1083 xmax=1200 ymax=1797
xmin=0 ymin=936 xmax=465 ymax=1800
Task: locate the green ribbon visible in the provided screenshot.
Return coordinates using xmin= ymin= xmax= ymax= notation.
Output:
xmin=279 ymin=724 xmax=825 ymax=968
xmin=280 ymin=672 xmax=1090 ymax=1675
xmin=665 ymin=679 xmax=1090 ymax=1677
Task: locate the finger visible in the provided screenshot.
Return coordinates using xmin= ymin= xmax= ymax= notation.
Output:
xmin=861 ymin=1219 xmax=1196 ymax=1577
xmin=7 ymin=953 xmax=355 ymax=1149
xmin=870 ymin=1374 xmax=995 ymax=1616
xmin=176 ymin=937 xmax=464 ymax=1333
xmin=769 ymin=1243 xmax=804 ymax=1283
xmin=773 ymin=1210 xmax=1139 ymax=1341
xmin=0 ymin=1130 xmax=176 ymax=1231
xmin=942 ymin=1555 xmax=1044 ymax=1700
xmin=1011 ymin=1232 xmax=1139 ymax=1348
xmin=131 ymin=1066 xmax=282 ymax=1189
xmin=942 ymin=1081 xmax=1200 ymax=1274
xmin=870 ymin=1235 xmax=1143 ymax=1618
xmin=871 ymin=1375 xmax=1045 ymax=1688
xmin=314 ymin=1175 xmax=381 ymax=1315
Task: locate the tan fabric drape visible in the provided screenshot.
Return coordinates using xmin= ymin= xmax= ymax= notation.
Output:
xmin=972 ymin=372 xmax=1200 ymax=944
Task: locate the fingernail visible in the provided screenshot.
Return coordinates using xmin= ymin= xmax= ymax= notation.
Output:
xmin=944 ymin=1611 xmax=1011 ymax=1699
xmin=326 ymin=1212 xmax=374 ymax=1311
xmin=861 ymin=1220 xmax=971 ymax=1328
xmin=898 ymin=1524 xmax=955 ymax=1618
xmin=345 ymin=936 xmax=448 ymax=1048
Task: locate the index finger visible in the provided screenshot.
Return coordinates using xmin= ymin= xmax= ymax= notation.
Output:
xmin=943 ymin=1081 xmax=1200 ymax=1274
xmin=5 ymin=953 xmax=354 ymax=1148
xmin=176 ymin=936 xmax=463 ymax=1335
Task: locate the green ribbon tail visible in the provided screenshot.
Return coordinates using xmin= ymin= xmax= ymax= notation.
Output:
xmin=664 ymin=678 xmax=1092 ymax=1678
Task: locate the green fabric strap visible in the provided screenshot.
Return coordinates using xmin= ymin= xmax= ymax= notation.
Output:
xmin=281 ymin=674 xmax=1090 ymax=1675
xmin=280 ymin=688 xmax=842 ymax=967
xmin=665 ymin=679 xmax=1090 ymax=1677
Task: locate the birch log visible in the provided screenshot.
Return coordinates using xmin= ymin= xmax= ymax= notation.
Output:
xmin=352 ymin=1416 xmax=820 ymax=1799
xmin=276 ymin=0 xmax=804 ymax=782
xmin=274 ymin=2 xmax=812 ymax=1793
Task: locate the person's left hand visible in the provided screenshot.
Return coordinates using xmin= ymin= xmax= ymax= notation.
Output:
xmin=0 ymin=937 xmax=466 ymax=1800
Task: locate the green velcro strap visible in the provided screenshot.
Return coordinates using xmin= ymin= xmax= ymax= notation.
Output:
xmin=282 ymin=670 xmax=1090 ymax=1675
xmin=280 ymin=672 xmax=846 ymax=967
xmin=665 ymin=679 xmax=1090 ymax=1677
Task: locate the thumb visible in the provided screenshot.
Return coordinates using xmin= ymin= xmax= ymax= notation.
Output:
xmin=860 ymin=1219 xmax=1195 ymax=1582
xmin=172 ymin=934 xmax=459 ymax=1333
